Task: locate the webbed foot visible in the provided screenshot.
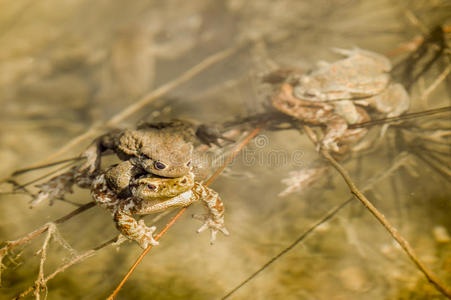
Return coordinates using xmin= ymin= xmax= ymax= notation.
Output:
xmin=193 ymin=214 xmax=229 ymax=244
xmin=78 ymin=143 xmax=101 ymax=174
xmin=136 ymin=220 xmax=159 ymax=249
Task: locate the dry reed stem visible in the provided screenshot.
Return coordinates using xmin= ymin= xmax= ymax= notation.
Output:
xmin=106 ymin=124 xmax=265 ymax=300
xmin=320 ymin=149 xmax=451 ymax=298
xmin=31 ymin=42 xmax=246 ymax=169
xmin=385 ymin=18 xmax=450 ymax=58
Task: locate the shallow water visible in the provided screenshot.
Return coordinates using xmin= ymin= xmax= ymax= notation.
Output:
xmin=0 ymin=0 xmax=450 ymax=299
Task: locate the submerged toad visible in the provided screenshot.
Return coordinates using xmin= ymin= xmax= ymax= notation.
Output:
xmin=92 ymin=169 xmax=228 ymax=248
xmin=293 ymin=47 xmax=392 ymax=102
xmin=272 ymin=48 xmax=409 ymax=151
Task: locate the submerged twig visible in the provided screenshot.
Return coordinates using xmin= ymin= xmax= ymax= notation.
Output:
xmin=222 ymin=199 xmax=353 ymax=299
xmin=10 ymin=157 xmax=82 ymax=177
xmin=349 ymin=106 xmax=451 ymax=129
xmin=410 ymin=148 xmax=451 ymax=182
xmin=320 ymin=149 xmax=451 ymax=298
xmin=0 ymin=202 xmax=95 ymax=283
xmin=222 ymin=152 xmax=413 ymax=299
xmin=14 ymin=236 xmax=117 ymax=300
xmin=106 ymin=124 xmax=265 ymax=300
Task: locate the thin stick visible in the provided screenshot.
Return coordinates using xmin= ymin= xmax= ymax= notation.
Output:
xmin=349 ymin=106 xmax=451 ymax=129
xmin=222 ymin=199 xmax=353 ymax=299
xmin=12 ymin=161 xmax=78 ymax=191
xmin=222 ymin=152 xmax=413 ymax=299
xmin=10 ymin=157 xmax=82 ymax=177
xmin=106 ymin=124 xmax=265 ymax=300
xmin=320 ymin=149 xmax=451 ymax=298
xmin=55 ymin=202 xmax=96 ymax=224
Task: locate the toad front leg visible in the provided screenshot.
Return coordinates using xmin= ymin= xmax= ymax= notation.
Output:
xmin=192 ymin=183 xmax=229 ymax=244
xmin=132 ymin=183 xmax=229 ymax=244
xmin=114 ymin=210 xmax=159 ymax=248
xmin=113 ymin=193 xmax=195 ymax=249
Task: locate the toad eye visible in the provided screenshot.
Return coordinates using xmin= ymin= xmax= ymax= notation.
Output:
xmin=154 ymin=161 xmax=166 ymax=170
xmin=285 ymin=101 xmax=295 ymax=108
xmin=147 ymin=184 xmax=156 ymax=190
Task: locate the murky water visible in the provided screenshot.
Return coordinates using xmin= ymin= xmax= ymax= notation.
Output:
xmin=0 ymin=1 xmax=450 ymax=299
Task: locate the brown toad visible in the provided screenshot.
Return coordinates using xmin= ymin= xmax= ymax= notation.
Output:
xmin=272 ymin=48 xmax=409 ymax=151
xmin=32 ymin=121 xmax=228 ymax=207
xmin=81 ymin=121 xmax=195 ymax=174
xmin=293 ymin=48 xmax=392 ymax=102
xmin=80 ymin=120 xmax=222 ymax=195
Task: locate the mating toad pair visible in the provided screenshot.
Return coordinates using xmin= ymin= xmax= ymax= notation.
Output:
xmin=35 ymin=121 xmax=229 ymax=248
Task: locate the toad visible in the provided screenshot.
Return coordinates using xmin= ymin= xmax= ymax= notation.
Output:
xmin=92 ymin=169 xmax=229 ymax=248
xmin=80 ymin=120 xmax=224 ymax=195
xmin=272 ymin=48 xmax=409 ymax=151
